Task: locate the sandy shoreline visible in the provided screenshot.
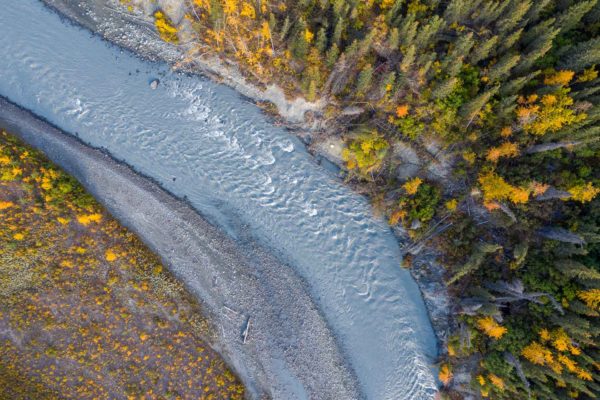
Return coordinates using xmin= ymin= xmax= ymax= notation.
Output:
xmin=0 ymin=96 xmax=362 ymax=399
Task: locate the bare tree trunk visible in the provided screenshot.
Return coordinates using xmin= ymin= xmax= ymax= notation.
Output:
xmin=524 ymin=140 xmax=591 ymax=154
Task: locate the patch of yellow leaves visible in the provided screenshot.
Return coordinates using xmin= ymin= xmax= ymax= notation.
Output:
xmin=544 ymin=70 xmax=575 ymax=86
xmin=12 ymin=233 xmax=25 ymax=241
xmin=154 ymin=11 xmax=179 ymax=44
xmin=568 ymin=182 xmax=600 ymax=203
xmin=403 ymin=177 xmax=422 ymax=195
xmin=438 ymin=364 xmax=453 ymax=386
xmin=476 ymin=316 xmax=507 ymax=339
xmin=486 ymin=142 xmax=519 ymax=163
xmin=77 ymin=213 xmax=102 ymax=226
xmin=0 ymin=201 xmax=14 ymax=210
xmin=578 ymin=289 xmax=600 ymax=310
xmin=396 ymin=104 xmax=410 ymax=118
xmin=105 ymin=250 xmax=118 ymax=263
xmin=478 ymin=171 xmax=530 ymax=204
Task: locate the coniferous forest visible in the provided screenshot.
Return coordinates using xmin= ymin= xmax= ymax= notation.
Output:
xmin=149 ymin=0 xmax=600 ymax=398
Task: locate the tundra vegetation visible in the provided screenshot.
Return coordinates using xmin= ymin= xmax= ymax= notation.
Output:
xmin=141 ymin=0 xmax=600 ymax=398
xmin=0 ymin=131 xmax=244 ymax=399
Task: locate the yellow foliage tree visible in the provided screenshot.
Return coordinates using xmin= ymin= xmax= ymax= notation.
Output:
xmin=445 ymin=199 xmax=458 ymax=211
xmin=403 ymin=177 xmax=422 ymax=195
xmin=521 ymin=341 xmax=553 ymax=365
xmin=0 ymin=200 xmax=14 ymax=210
xmin=544 ymin=70 xmax=575 ymax=86
xmin=105 ymin=250 xmax=118 ymax=262
xmin=154 ymin=11 xmax=179 ymax=44
xmin=517 ymin=89 xmax=586 ymax=136
xmin=478 ymin=171 xmax=530 ymax=204
xmin=568 ymin=182 xmax=600 ymax=203
xmin=577 ymin=66 xmax=598 ymax=83
xmin=577 ymin=289 xmax=600 ymax=310
xmin=438 ymin=364 xmax=453 ymax=386
xmin=488 ymin=374 xmax=505 ymax=390
xmin=486 ymin=142 xmax=519 ymax=163
xmin=342 ymin=132 xmax=389 ymax=177
xmin=476 ymin=316 xmax=507 ymax=339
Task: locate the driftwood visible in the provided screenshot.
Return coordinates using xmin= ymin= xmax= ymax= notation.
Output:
xmin=498 ymin=202 xmax=517 ymax=223
xmin=535 ymin=186 xmax=571 ymax=201
xmin=504 ymin=352 xmax=531 ymax=398
xmin=487 ymin=280 xmax=564 ymax=315
xmin=242 ymin=317 xmax=251 ymax=344
xmin=525 ymin=141 xmax=581 ymax=154
xmin=525 ymin=137 xmax=600 ymax=154
xmin=537 ymin=227 xmax=586 ymax=245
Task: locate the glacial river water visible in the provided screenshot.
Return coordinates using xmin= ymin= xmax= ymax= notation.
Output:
xmin=0 ymin=0 xmax=438 ymax=398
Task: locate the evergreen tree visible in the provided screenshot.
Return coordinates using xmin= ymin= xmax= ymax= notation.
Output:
xmin=495 ymin=0 xmax=531 ymax=35
xmin=316 ymin=27 xmax=327 ymax=53
xmin=431 ymin=77 xmax=459 ymax=100
xmin=414 ymin=16 xmax=444 ymax=50
xmin=475 ymin=0 xmax=509 ymax=27
xmin=356 ymin=64 xmax=374 ymax=97
xmin=443 ymin=0 xmax=475 ymax=25
xmin=399 ymin=44 xmax=416 ymax=74
xmin=291 ymin=19 xmax=310 ymax=60
xmin=460 ymin=86 xmax=499 ymax=124
xmin=469 ymin=35 xmax=498 ymax=65
xmin=443 ymin=32 xmax=474 ymax=75
xmin=398 ymin=14 xmax=419 ymax=47
xmin=498 ymin=28 xmax=524 ymax=54
xmin=515 ymin=20 xmax=560 ymax=74
xmin=559 ymin=37 xmax=600 ymax=71
xmin=487 ymin=53 xmax=521 ymax=82
xmin=555 ymin=0 xmax=598 ymax=34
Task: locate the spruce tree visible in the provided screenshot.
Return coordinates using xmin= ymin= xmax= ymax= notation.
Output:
xmin=559 ymin=37 xmax=600 ymax=71
xmin=399 ymin=44 xmax=416 ymax=73
xmin=316 ymin=27 xmax=327 ymax=53
xmin=356 ymin=64 xmax=374 ymax=97
xmin=460 ymin=86 xmax=499 ymax=125
xmin=431 ymin=77 xmax=459 ymax=100
xmin=515 ymin=21 xmax=560 ymax=74
xmin=495 ymin=0 xmax=531 ymax=35
xmin=555 ymin=0 xmax=598 ymax=34
xmin=487 ymin=54 xmax=521 ymax=82
xmin=469 ymin=35 xmax=498 ymax=65
xmin=398 ymin=14 xmax=418 ymax=47
xmin=414 ymin=16 xmax=443 ymax=51
xmin=443 ymin=0 xmax=476 ymax=25
xmin=498 ymin=28 xmax=524 ymax=54
xmin=291 ymin=19 xmax=310 ymax=60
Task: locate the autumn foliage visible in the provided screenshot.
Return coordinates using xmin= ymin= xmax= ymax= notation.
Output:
xmin=0 ymin=131 xmax=244 ymax=398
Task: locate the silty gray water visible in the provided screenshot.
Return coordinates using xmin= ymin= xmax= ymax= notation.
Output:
xmin=0 ymin=1 xmax=438 ymax=398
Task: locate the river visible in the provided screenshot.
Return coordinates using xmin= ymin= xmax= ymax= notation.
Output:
xmin=0 ymin=0 xmax=438 ymax=398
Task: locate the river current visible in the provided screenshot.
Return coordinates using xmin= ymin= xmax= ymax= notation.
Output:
xmin=0 ymin=1 xmax=438 ymax=398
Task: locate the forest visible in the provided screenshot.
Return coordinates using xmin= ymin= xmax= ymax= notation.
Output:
xmin=145 ymin=0 xmax=600 ymax=398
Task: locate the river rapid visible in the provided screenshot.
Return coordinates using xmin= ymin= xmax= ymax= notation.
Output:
xmin=0 ymin=1 xmax=439 ymax=398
